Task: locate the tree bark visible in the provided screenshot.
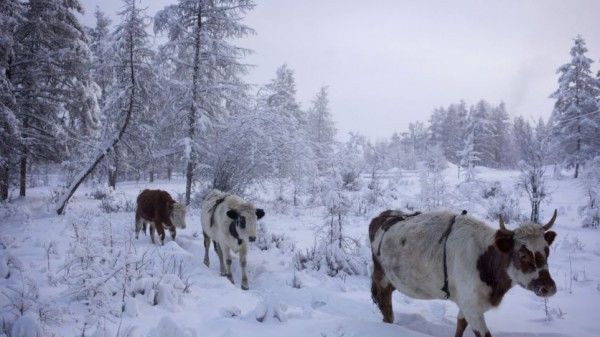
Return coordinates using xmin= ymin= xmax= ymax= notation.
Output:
xmin=185 ymin=3 xmax=203 ymax=205
xmin=19 ymin=117 xmax=28 ymax=197
xmin=19 ymin=154 xmax=26 ymax=197
xmin=108 ymin=144 xmax=119 ymax=188
xmin=0 ymin=163 xmax=9 ymax=201
xmin=56 ymin=14 xmax=137 ymax=215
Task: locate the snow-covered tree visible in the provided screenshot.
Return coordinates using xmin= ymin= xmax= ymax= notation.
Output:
xmin=489 ymin=102 xmax=512 ymax=167
xmin=13 ymin=0 xmax=100 ymax=197
xmin=408 ymin=121 xmax=428 ymax=160
xmin=580 ymin=156 xmax=600 ymax=228
xmin=154 ymin=0 xmax=255 ymax=204
xmin=307 ymin=86 xmax=336 ymax=172
xmin=56 ymin=0 xmax=149 ymax=214
xmin=109 ymin=0 xmax=157 ymax=186
xmin=257 ymin=65 xmax=316 ymax=202
xmin=550 ymin=35 xmax=599 ymax=178
xmin=0 ymin=0 xmax=24 ymax=200
xmin=457 ymin=129 xmax=480 ymax=182
xmin=335 ymin=132 xmax=366 ymax=191
xmin=419 ymin=145 xmax=448 ymax=210
xmin=514 ymin=117 xmax=549 ymax=222
xmin=467 ymin=100 xmax=495 ymax=167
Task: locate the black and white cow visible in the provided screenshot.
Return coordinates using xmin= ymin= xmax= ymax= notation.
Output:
xmin=201 ymin=189 xmax=265 ymax=290
xmin=369 ymin=209 xmax=558 ymax=337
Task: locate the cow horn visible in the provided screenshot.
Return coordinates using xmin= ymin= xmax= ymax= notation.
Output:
xmin=498 ymin=214 xmax=509 ymax=232
xmin=543 ymin=209 xmax=558 ymax=231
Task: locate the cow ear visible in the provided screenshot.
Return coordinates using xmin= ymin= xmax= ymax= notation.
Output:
xmin=226 ymin=210 xmax=239 ymax=219
xmin=494 ymin=231 xmax=514 ymax=254
xmin=544 ymin=231 xmax=557 ymax=246
xmin=256 ymin=208 xmax=265 ymax=219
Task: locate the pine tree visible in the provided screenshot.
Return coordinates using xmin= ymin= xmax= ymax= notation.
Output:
xmin=13 ymin=0 xmax=100 ymax=197
xmin=467 ymin=100 xmax=494 ymax=167
xmin=457 ymin=129 xmax=480 ymax=182
xmin=257 ymin=65 xmax=316 ymax=201
xmin=155 ymin=0 xmax=255 ymax=204
xmin=0 ymin=0 xmax=24 ymax=200
xmin=307 ymin=86 xmax=336 ymax=172
xmin=550 ymin=35 xmax=599 ymax=178
xmin=489 ymin=102 xmax=512 ymax=167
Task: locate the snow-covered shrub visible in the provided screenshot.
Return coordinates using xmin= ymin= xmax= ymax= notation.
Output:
xmin=579 ymin=156 xmax=600 ymax=228
xmin=99 ymin=191 xmax=135 ymax=213
xmin=0 ymin=202 xmax=30 ymax=224
xmin=293 ymin=185 xmax=368 ymax=277
xmin=88 ymin=185 xmax=112 ymax=200
xmin=10 ymin=312 xmax=43 ymax=337
xmin=419 ymin=146 xmax=449 ymax=210
xmin=484 ymin=183 xmax=524 ymax=224
xmin=255 ymin=222 xmax=295 ymax=252
xmin=335 ymin=133 xmax=365 ymax=192
xmin=61 ymin=221 xmax=149 ymax=324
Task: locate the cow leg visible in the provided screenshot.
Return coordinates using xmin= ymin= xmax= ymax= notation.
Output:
xmin=135 ymin=214 xmax=143 ymax=239
xmin=454 ymin=311 xmax=468 ymax=337
xmin=149 ymin=223 xmax=156 ymax=244
xmin=371 ymin=257 xmax=395 ymax=323
xmin=203 ymin=232 xmax=211 ymax=267
xmin=169 ymin=226 xmax=176 ymax=240
xmin=222 ymin=246 xmax=234 ymax=284
xmin=154 ymin=221 xmax=166 ymax=245
xmin=214 ymin=241 xmax=226 ymax=276
xmin=240 ymin=244 xmax=249 ymax=290
xmin=461 ymin=308 xmax=490 ymax=337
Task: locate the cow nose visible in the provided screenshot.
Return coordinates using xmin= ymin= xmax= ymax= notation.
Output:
xmin=538 ymin=284 xmax=557 ymax=297
xmin=249 ymin=236 xmax=256 ymax=242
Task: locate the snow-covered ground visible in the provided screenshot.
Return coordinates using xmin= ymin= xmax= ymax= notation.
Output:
xmin=1 ymin=166 xmax=599 ymax=337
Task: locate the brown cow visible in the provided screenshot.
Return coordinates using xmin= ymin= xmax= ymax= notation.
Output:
xmin=135 ymin=189 xmax=186 ymax=245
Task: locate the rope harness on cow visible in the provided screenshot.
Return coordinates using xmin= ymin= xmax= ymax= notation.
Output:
xmin=376 ymin=211 xmax=422 ymax=256
xmin=437 ymin=210 xmax=467 ymax=299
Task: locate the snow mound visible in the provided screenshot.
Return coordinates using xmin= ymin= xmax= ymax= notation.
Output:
xmin=254 ymin=296 xmax=287 ymax=323
xmin=148 ymin=316 xmax=196 ymax=337
xmin=11 ymin=313 xmax=43 ymax=337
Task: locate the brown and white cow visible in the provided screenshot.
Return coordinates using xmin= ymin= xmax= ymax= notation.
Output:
xmin=369 ymin=209 xmax=558 ymax=337
xmin=201 ymin=189 xmax=265 ymax=290
xmin=135 ymin=189 xmax=186 ymax=245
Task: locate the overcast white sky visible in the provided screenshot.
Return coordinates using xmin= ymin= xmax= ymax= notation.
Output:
xmin=79 ymin=0 xmax=600 ymax=140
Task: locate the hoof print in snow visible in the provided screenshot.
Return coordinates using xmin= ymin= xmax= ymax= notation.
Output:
xmin=254 ymin=297 xmax=287 ymax=323
xmin=219 ymin=306 xmax=242 ymax=318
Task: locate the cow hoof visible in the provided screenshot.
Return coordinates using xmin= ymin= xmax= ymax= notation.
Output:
xmin=203 ymin=259 xmax=209 ymax=267
xmin=241 ymin=284 xmax=249 ymax=291
xmin=227 ymin=275 xmax=234 ymax=284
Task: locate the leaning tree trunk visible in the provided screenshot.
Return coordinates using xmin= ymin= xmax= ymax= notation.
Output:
xmin=56 ymin=27 xmax=137 ymax=215
xmin=185 ymin=3 xmax=203 ymax=205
